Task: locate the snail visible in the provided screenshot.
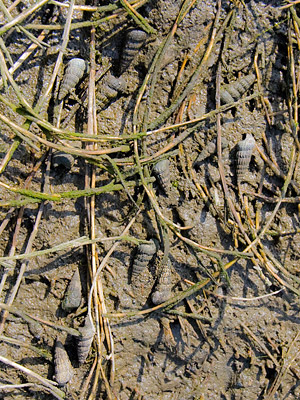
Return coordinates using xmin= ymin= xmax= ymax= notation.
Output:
xmin=153 ymin=159 xmax=171 ymax=194
xmin=62 ymin=267 xmax=82 ymax=312
xmin=120 ymin=29 xmax=148 ymax=74
xmin=77 ymin=315 xmax=95 ymax=364
xmin=58 ymin=58 xmax=87 ymax=100
xmin=194 ymin=137 xmax=228 ymax=165
xmin=28 ymin=320 xmax=44 ymax=340
xmin=220 ymin=74 xmax=255 ymax=104
xmin=96 ymin=73 xmax=126 ymax=109
xmin=131 ymin=239 xmax=157 ymax=279
xmin=236 ymin=134 xmax=256 ymax=182
xmin=53 ymin=339 xmax=73 ymax=386
xmin=51 ymin=151 xmax=75 ymax=172
xmin=151 ymin=259 xmax=172 ymax=305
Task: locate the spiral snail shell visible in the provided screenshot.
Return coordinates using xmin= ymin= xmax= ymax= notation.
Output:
xmin=77 ymin=315 xmax=95 ymax=364
xmin=28 ymin=320 xmax=44 ymax=340
xmin=131 ymin=239 xmax=157 ymax=279
xmin=120 ymin=29 xmax=148 ymax=74
xmin=220 ymin=74 xmax=255 ymax=104
xmin=153 ymin=159 xmax=171 ymax=194
xmin=96 ymin=73 xmax=126 ymax=109
xmin=58 ymin=58 xmax=87 ymax=100
xmin=194 ymin=137 xmax=228 ymax=165
xmin=151 ymin=259 xmax=172 ymax=305
xmin=62 ymin=267 xmax=82 ymax=312
xmin=51 ymin=151 xmax=75 ymax=172
xmin=236 ymin=134 xmax=256 ymax=182
xmin=53 ymin=339 xmax=73 ymax=386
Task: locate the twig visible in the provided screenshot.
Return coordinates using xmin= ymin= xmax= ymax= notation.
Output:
xmin=0 ymin=335 xmax=52 ymax=360
xmin=141 ymin=93 xmax=260 ymax=163
xmin=165 ymin=309 xmax=212 ymax=322
xmin=0 ymin=158 xmax=50 ymax=333
xmin=0 ymin=111 xmax=130 ymax=156
xmin=240 ymin=321 xmax=280 ymax=367
xmin=37 ymin=0 xmax=75 ymax=107
xmin=0 ymin=355 xmax=65 ymax=399
xmin=24 ymin=0 xmax=148 ymax=31
xmin=0 ymin=0 xmax=48 ymax=47
xmin=119 ymin=0 xmax=155 ymax=34
xmin=0 ymin=383 xmax=35 ymax=390
xmin=50 ymin=0 xmax=144 ymax=12
xmin=0 ymin=0 xmax=50 ymax=35
xmin=207 ymin=288 xmax=284 ymax=302
xmin=85 ymin=19 xmax=114 ymax=399
xmin=0 ymin=48 xmax=34 ymax=111
xmin=80 ymin=356 xmax=97 ymax=400
xmin=279 ymin=1 xmax=300 ymax=10
xmin=0 ymin=205 xmax=25 ymax=302
xmin=264 ymin=330 xmax=300 ymax=399
xmin=88 ymin=213 xmax=140 ymax=320
xmin=0 ymin=302 xmax=80 ymax=336
xmin=0 ymin=234 xmax=144 ymax=264
xmin=0 ymin=30 xmax=48 ymax=89
xmin=147 ymin=3 xmax=232 ymax=130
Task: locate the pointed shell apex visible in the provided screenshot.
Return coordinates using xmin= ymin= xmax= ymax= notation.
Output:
xmin=59 ymin=58 xmax=87 ymax=100
xmin=77 ymin=316 xmax=95 ymax=364
xmin=54 ymin=339 xmax=73 ymax=386
xmin=62 ymin=268 xmax=82 ymax=311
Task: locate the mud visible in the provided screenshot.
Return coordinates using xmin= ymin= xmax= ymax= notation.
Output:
xmin=0 ymin=1 xmax=300 ymax=400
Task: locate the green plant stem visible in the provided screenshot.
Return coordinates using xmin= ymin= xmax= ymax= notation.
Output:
xmin=0 ymin=177 xmax=155 ymax=205
xmin=119 ymin=0 xmax=155 ymax=34
xmin=0 ymin=235 xmax=145 ymax=264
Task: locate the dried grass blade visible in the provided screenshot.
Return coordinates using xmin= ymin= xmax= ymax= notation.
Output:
xmin=0 ymin=355 xmax=65 ymax=399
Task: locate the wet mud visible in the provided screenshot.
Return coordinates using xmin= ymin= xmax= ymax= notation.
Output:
xmin=0 ymin=1 xmax=300 ymax=399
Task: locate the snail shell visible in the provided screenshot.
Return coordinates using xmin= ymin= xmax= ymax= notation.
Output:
xmin=153 ymin=159 xmax=171 ymax=194
xmin=77 ymin=315 xmax=95 ymax=364
xmin=194 ymin=137 xmax=228 ymax=164
xmin=151 ymin=259 xmax=172 ymax=305
xmin=58 ymin=58 xmax=86 ymax=100
xmin=54 ymin=339 xmax=73 ymax=386
xmin=131 ymin=239 xmax=157 ymax=279
xmin=62 ymin=267 xmax=82 ymax=312
xmin=96 ymin=73 xmax=126 ymax=109
xmin=52 ymin=151 xmax=75 ymax=171
xmin=236 ymin=134 xmax=256 ymax=182
xmin=220 ymin=74 xmax=256 ymax=104
xmin=28 ymin=320 xmax=44 ymax=340
xmin=120 ymin=29 xmax=148 ymax=74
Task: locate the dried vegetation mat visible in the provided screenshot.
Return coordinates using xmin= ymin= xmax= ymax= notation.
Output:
xmin=0 ymin=0 xmax=300 ymax=399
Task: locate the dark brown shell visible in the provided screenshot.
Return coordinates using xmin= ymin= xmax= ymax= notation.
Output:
xmin=59 ymin=58 xmax=86 ymax=100
xmin=236 ymin=134 xmax=256 ymax=182
xmin=153 ymin=159 xmax=171 ymax=194
xmin=151 ymin=259 xmax=172 ymax=305
xmin=194 ymin=137 xmax=228 ymax=164
xmin=52 ymin=151 xmax=75 ymax=171
xmin=220 ymin=74 xmax=256 ymax=104
xmin=120 ymin=29 xmax=148 ymax=74
xmin=96 ymin=74 xmax=126 ymax=109
xmin=54 ymin=339 xmax=73 ymax=386
xmin=77 ymin=315 xmax=95 ymax=364
xmin=62 ymin=267 xmax=82 ymax=312
xmin=131 ymin=239 xmax=157 ymax=279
